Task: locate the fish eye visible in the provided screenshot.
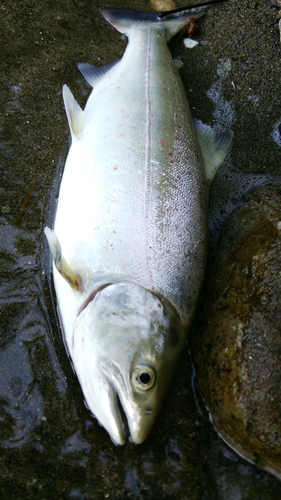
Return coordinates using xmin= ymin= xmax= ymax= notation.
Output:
xmin=131 ymin=366 xmax=156 ymax=392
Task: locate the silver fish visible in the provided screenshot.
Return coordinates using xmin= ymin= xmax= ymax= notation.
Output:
xmin=45 ymin=7 xmax=232 ymax=445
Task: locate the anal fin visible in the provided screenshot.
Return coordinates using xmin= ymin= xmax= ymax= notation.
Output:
xmin=44 ymin=227 xmax=82 ymax=291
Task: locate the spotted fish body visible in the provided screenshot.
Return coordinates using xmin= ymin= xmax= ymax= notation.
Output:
xmin=45 ymin=7 xmax=232 ymax=445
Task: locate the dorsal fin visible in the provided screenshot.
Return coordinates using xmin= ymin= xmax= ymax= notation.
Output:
xmin=62 ymin=84 xmax=84 ymax=138
xmin=78 ymin=60 xmax=120 ymax=88
xmin=194 ymin=119 xmax=233 ymax=182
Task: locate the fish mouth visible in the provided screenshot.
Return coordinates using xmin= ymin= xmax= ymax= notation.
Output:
xmin=116 ymin=392 xmax=130 ymax=439
xmin=98 ymin=357 xmax=147 ymax=445
xmin=107 ymin=384 xmax=129 ymax=446
xmin=87 ymin=365 xmax=128 ymax=446
xmin=97 ymin=358 xmax=130 ymax=444
xmin=98 ymin=358 xmax=155 ymax=446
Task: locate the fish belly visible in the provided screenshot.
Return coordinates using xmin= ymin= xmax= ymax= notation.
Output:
xmin=54 ymin=27 xmax=208 ymax=343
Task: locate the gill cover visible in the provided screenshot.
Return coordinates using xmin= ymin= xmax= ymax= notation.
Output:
xmin=72 ymin=283 xmax=185 ymax=445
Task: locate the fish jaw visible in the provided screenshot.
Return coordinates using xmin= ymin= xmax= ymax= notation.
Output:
xmin=71 ymin=317 xmax=127 ymax=445
xmin=71 ymin=283 xmax=186 ymax=445
xmin=97 ymin=355 xmax=177 ymax=445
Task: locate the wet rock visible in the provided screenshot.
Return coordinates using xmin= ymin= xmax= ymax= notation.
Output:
xmin=192 ymin=182 xmax=281 ymax=480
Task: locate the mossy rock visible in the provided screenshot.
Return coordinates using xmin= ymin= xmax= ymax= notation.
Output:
xmin=192 ymin=182 xmax=281 ymax=479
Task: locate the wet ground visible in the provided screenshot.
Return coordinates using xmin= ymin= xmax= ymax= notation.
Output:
xmin=1 ymin=0 xmax=281 ymax=498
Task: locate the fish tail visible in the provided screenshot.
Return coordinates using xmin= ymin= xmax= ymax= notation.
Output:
xmin=100 ymin=7 xmax=202 ymax=41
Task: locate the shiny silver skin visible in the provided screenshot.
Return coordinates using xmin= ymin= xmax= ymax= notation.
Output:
xmin=46 ymin=7 xmax=224 ymax=445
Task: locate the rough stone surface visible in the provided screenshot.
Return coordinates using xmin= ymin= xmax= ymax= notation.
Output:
xmin=192 ymin=182 xmax=281 ymax=480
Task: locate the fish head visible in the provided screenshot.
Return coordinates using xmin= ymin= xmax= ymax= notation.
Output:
xmin=72 ymin=282 xmax=186 ymax=445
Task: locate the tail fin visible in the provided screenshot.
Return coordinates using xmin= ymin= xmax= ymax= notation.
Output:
xmin=100 ymin=7 xmax=202 ymax=41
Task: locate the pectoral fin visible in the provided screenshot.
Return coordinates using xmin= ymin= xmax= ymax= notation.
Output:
xmin=194 ymin=119 xmax=233 ymax=183
xmin=44 ymin=227 xmax=82 ymax=291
